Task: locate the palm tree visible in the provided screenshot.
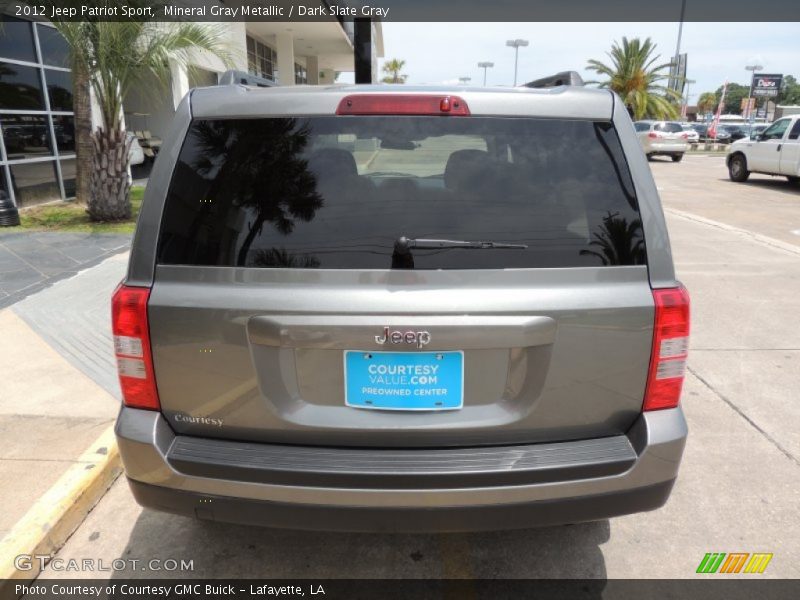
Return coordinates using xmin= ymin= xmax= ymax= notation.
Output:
xmin=189 ymin=118 xmax=323 ymax=266
xmin=697 ymin=92 xmax=718 ymax=115
xmin=586 ymin=37 xmax=682 ymax=120
xmin=381 ymin=59 xmax=407 ymax=84
xmin=580 ymin=212 xmax=646 ymax=266
xmin=72 ymin=60 xmax=92 ymax=207
xmin=45 ymin=7 xmax=232 ymax=220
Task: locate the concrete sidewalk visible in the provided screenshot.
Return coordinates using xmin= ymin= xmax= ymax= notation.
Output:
xmin=0 ymin=232 xmax=130 ymax=309
xmin=0 ymin=253 xmax=127 ymax=541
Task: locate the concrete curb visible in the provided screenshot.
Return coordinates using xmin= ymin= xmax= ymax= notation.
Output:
xmin=665 ymin=208 xmax=800 ymax=257
xmin=0 ymin=425 xmax=121 ymax=587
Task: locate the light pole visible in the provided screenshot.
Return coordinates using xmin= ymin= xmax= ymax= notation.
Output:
xmin=670 ymin=0 xmax=687 ymax=92
xmin=745 ymin=63 xmax=763 ymax=128
xmin=505 ymin=39 xmax=529 ymax=86
xmin=682 ymin=78 xmax=695 ymax=119
xmin=458 ymin=76 xmax=471 ymax=85
xmin=477 ymin=61 xmax=494 ymax=86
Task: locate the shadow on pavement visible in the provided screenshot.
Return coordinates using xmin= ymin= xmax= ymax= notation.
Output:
xmin=720 ymin=178 xmax=800 ymax=194
xmin=110 ymin=508 xmax=609 ymax=581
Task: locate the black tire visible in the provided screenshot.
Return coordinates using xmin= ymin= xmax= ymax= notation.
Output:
xmin=728 ymin=154 xmax=750 ymax=182
xmin=787 ymin=176 xmax=800 ymax=185
xmin=646 ymin=153 xmax=654 ymax=162
xmin=671 ymin=153 xmax=684 ymax=163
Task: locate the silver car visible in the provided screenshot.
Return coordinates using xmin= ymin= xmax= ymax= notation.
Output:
xmin=635 ymin=120 xmax=690 ymax=162
xmin=113 ymin=81 xmax=689 ymax=532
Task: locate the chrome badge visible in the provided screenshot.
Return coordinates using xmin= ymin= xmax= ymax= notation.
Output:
xmin=374 ymin=327 xmax=431 ymax=349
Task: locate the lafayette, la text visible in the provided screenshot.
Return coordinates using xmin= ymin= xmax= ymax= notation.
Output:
xmin=18 ymin=584 xmax=324 ymax=597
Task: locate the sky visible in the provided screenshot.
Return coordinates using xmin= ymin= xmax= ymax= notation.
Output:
xmin=363 ymin=22 xmax=800 ymax=104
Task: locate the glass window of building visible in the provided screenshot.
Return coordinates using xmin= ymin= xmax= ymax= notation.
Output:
xmin=0 ymin=17 xmax=75 ymax=206
xmin=52 ymin=115 xmax=76 ymax=153
xmin=45 ymin=69 xmax=73 ymax=111
xmin=1 ymin=114 xmax=53 ymax=160
xmin=0 ymin=168 xmax=10 ymax=203
xmin=0 ymin=16 xmax=36 ymax=63
xmin=295 ymin=63 xmax=307 ymax=84
xmin=36 ymin=24 xmax=71 ymax=68
xmin=0 ymin=62 xmax=45 ymax=110
xmin=9 ymin=161 xmax=60 ymax=207
xmin=59 ymin=159 xmax=76 ymax=197
xmin=246 ymin=36 xmax=276 ymax=81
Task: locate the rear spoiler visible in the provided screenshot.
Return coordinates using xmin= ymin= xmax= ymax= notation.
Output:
xmin=523 ymin=71 xmax=584 ymax=89
xmin=218 ymin=70 xmax=276 ymax=88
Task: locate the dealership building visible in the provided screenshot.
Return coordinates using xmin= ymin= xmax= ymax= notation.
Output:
xmin=0 ymin=10 xmax=383 ymax=208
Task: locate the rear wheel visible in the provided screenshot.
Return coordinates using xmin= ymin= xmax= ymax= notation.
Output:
xmin=787 ymin=176 xmax=800 ymax=185
xmin=728 ymin=154 xmax=750 ymax=182
xmin=671 ymin=153 xmax=684 ymax=163
xmin=646 ymin=153 xmax=654 ymax=162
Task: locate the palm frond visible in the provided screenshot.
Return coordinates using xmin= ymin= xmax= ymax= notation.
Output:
xmin=586 ymin=37 xmax=680 ymax=120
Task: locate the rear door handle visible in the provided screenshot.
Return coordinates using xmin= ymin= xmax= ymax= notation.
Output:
xmin=777 ymin=144 xmax=782 ymax=151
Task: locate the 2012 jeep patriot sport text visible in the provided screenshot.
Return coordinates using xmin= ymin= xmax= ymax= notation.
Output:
xmin=113 ymin=83 xmax=690 ymax=532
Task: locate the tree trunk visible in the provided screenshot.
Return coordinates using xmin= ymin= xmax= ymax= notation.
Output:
xmin=72 ymin=60 xmax=92 ymax=203
xmin=237 ymin=214 xmax=266 ymax=266
xmin=87 ymin=127 xmax=132 ymax=221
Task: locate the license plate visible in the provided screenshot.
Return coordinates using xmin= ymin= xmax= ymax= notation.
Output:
xmin=344 ymin=350 xmax=464 ymax=411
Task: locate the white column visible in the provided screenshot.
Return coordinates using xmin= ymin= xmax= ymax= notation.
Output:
xmin=169 ymin=58 xmax=190 ymax=110
xmin=318 ymin=68 xmax=336 ymax=85
xmin=275 ymin=32 xmax=295 ymax=86
xmin=229 ymin=23 xmax=249 ymax=71
xmin=306 ymin=56 xmax=319 ymax=85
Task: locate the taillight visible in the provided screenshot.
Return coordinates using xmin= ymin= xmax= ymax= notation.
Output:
xmin=643 ymin=285 xmax=690 ymax=411
xmin=647 ymin=132 xmax=659 ymax=139
xmin=336 ymin=94 xmax=470 ymax=116
xmin=681 ymin=133 xmax=689 ymax=139
xmin=111 ymin=283 xmax=160 ymax=410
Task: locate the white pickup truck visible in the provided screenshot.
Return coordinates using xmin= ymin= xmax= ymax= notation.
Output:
xmin=726 ymin=115 xmax=800 ymax=184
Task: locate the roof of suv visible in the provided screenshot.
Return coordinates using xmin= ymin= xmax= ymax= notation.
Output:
xmin=189 ymin=84 xmax=615 ymax=121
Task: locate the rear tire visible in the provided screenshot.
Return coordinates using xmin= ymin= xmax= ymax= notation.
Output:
xmin=671 ymin=153 xmax=684 ymax=163
xmin=728 ymin=154 xmax=750 ymax=182
xmin=646 ymin=154 xmax=654 ymax=162
xmin=787 ymin=176 xmax=800 ymax=185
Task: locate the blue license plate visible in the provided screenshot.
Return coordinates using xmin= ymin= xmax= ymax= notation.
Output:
xmin=344 ymin=350 xmax=464 ymax=411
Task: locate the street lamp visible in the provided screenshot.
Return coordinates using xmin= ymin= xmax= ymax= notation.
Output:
xmin=477 ymin=61 xmax=494 ymax=86
xmin=458 ymin=76 xmax=471 ymax=85
xmin=745 ymin=63 xmax=764 ymax=126
xmin=505 ymin=39 xmax=529 ymax=86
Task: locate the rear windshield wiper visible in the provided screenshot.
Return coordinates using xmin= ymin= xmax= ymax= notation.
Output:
xmin=394 ymin=237 xmax=528 ymax=252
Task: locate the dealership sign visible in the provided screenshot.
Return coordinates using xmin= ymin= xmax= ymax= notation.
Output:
xmin=752 ymin=74 xmax=783 ymax=97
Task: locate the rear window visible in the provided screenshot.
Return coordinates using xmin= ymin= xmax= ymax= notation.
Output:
xmin=157 ymin=116 xmax=645 ymax=270
xmin=654 ymin=122 xmax=683 ymax=133
xmin=634 ymin=122 xmax=650 ymax=132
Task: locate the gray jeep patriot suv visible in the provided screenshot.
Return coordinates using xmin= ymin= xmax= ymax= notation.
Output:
xmin=113 ymin=81 xmax=689 ymax=532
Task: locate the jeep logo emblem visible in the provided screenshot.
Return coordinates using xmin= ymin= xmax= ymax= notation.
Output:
xmin=375 ymin=327 xmax=431 ymax=348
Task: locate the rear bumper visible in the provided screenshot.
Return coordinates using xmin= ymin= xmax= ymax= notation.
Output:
xmin=644 ymin=141 xmax=689 ymax=154
xmin=116 ymin=407 xmax=687 ymax=532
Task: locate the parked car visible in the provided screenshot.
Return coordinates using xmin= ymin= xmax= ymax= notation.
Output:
xmin=743 ymin=124 xmax=768 ymax=140
xmin=719 ymin=125 xmax=748 ymax=142
xmin=706 ymin=124 xmax=732 ymax=143
xmin=114 ymin=81 xmax=690 ymax=531
xmin=690 ymin=123 xmax=709 ymax=141
xmin=727 ymin=115 xmax=800 ymax=184
xmin=634 ymin=120 xmax=690 ymax=161
xmin=681 ymin=124 xmax=699 ymax=143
